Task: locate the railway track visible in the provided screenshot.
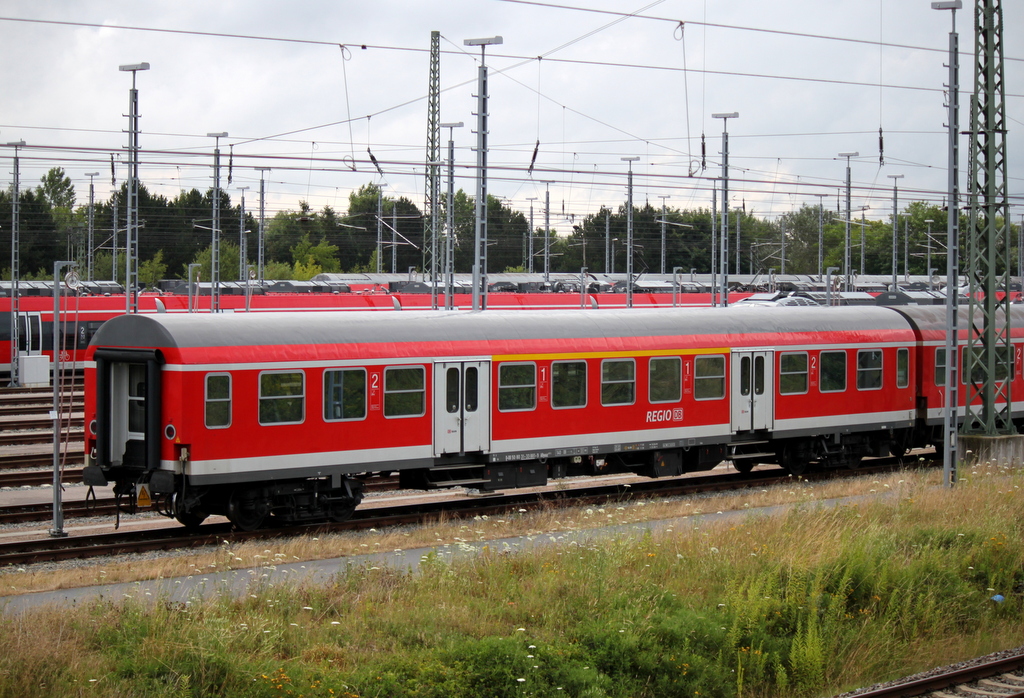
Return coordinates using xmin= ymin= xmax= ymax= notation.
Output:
xmin=843 ymin=651 xmax=1024 ymax=697
xmin=0 ymin=383 xmax=86 ymax=482
xmin=0 ymin=460 xmax=913 ymax=568
xmin=0 ymin=474 xmax=401 ymax=524
xmin=0 ymin=467 xmax=84 ymax=488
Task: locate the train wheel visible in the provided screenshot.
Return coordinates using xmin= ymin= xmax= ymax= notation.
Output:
xmin=227 ymin=490 xmax=267 ymax=531
xmin=328 ymin=483 xmax=364 ymax=523
xmin=732 ymin=460 xmax=754 ymax=474
xmin=778 ymin=443 xmax=810 ymax=476
xmin=171 ymin=492 xmax=208 ymax=529
xmin=329 ymin=499 xmax=360 ymax=523
xmin=175 ymin=510 xmax=209 ymax=529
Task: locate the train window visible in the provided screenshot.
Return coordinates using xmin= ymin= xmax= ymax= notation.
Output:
xmin=205 ymin=373 xmax=231 ymax=428
xmin=383 ymin=367 xmax=426 ymax=418
xmin=897 ymin=348 xmax=909 ymax=388
xmin=779 ymin=353 xmax=808 ymax=395
xmin=127 ymin=364 xmax=147 ymax=434
xmin=601 ymin=359 xmax=635 ymax=406
xmin=259 ymin=371 xmax=305 ymax=424
xmin=694 ymin=355 xmax=726 ymax=400
xmin=856 ymin=350 xmax=883 ymax=390
xmin=465 ymin=367 xmax=479 ymax=412
xmin=552 ymin=360 xmax=587 ymax=409
xmin=498 ymin=363 xmax=536 ymax=411
xmin=323 ymin=369 xmax=366 ymax=421
xmin=820 ymin=351 xmax=847 ymax=393
xmin=649 ymin=357 xmax=681 ymax=404
xmin=935 ymin=348 xmax=946 ymax=386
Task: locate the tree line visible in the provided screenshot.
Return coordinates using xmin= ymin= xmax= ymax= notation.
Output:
xmin=1 ymin=166 xmax=1009 ymax=286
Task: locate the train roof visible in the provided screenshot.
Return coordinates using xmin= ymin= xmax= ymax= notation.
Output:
xmin=89 ymin=305 xmax=916 ymax=355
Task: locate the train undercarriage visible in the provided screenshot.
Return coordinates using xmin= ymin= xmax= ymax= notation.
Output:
xmin=87 ymin=424 xmax=915 ymax=532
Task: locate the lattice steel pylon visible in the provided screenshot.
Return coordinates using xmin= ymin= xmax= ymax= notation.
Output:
xmin=425 ymin=30 xmax=441 ymax=309
xmin=963 ymin=0 xmax=1012 ymax=435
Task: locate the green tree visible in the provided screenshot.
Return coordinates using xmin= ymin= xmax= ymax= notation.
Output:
xmin=293 ymin=257 xmax=323 ymax=281
xmin=263 ymin=260 xmax=293 ymax=280
xmin=290 ymin=233 xmax=340 ymax=273
xmin=344 ymin=184 xmax=424 ymax=273
xmin=37 ymin=167 xmax=76 ymax=210
xmin=139 ymin=250 xmax=167 ymax=289
xmin=186 ymin=241 xmax=240 ymax=284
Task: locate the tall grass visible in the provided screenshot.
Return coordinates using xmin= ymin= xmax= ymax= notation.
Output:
xmin=0 ymin=463 xmax=1021 ymax=697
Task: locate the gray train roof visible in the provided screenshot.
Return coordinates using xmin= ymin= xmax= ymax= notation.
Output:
xmin=90 ymin=305 xmax=914 ymax=352
xmin=892 ymin=303 xmax=1024 ymax=334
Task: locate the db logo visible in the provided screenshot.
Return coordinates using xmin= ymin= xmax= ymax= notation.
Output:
xmin=646 ymin=408 xmax=684 ymax=423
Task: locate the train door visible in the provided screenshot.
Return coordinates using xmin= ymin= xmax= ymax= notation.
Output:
xmin=433 ymin=361 xmax=491 ymax=456
xmin=18 ymin=312 xmax=43 ymax=356
xmin=94 ymin=349 xmax=162 ymax=471
xmin=731 ymin=351 xmax=774 ymax=432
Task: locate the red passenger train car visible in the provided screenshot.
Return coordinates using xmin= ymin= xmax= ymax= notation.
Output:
xmin=83 ymin=305 xmax=935 ymax=530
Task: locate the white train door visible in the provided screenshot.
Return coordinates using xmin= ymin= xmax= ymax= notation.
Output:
xmin=19 ymin=312 xmax=43 ymax=355
xmin=110 ymin=362 xmax=148 ymax=466
xmin=731 ymin=351 xmax=774 ymax=432
xmin=434 ymin=361 xmax=491 ymax=456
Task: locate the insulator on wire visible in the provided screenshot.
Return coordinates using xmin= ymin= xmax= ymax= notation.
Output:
xmin=227 ymin=145 xmax=234 ymax=184
xmin=367 ymin=147 xmax=385 ymax=177
xmin=110 ymin=154 xmax=116 ymax=186
xmin=878 ymin=127 xmax=884 ymax=167
xmin=527 ymin=140 xmax=540 ymax=175
xmin=701 ymin=133 xmax=706 ymax=170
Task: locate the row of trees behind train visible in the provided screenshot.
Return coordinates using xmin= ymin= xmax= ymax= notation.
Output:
xmin=0 ymin=166 xmax=1007 ymax=285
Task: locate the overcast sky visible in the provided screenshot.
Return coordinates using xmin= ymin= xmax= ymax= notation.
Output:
xmin=0 ymin=0 xmax=1021 ymax=233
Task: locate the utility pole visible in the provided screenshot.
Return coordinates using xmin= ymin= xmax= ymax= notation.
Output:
xmin=6 ymin=140 xmax=25 ymax=387
xmin=622 ymin=157 xmax=639 ymax=308
xmin=713 ymin=112 xmax=738 ymax=307
xmin=838 ymin=152 xmax=859 ymax=291
xmin=814 ymin=193 xmax=827 ymax=279
xmin=465 ymin=35 xmax=502 ymax=311
xmin=111 ymin=190 xmax=119 ymax=284
xmin=932 ymin=0 xmax=962 ymax=487
xmin=888 ymin=174 xmax=904 ymax=291
xmin=544 ymin=182 xmax=552 ymax=284
xmin=85 ymin=172 xmax=99 ymax=281
xmin=963 ymin=0 xmax=1014 ymax=442
xmin=441 ymin=122 xmax=462 ymax=309
xmin=207 ymin=132 xmax=228 ymax=312
xmin=526 ymin=197 xmax=537 ymax=273
xmin=256 ymin=168 xmax=270 ymax=283
xmin=657 ymin=195 xmax=669 ymax=274
xmin=120 ymin=62 xmax=149 ymax=313
xmin=425 ymin=31 xmax=441 ymax=309
xmin=605 ymin=209 xmax=611 ymax=274
xmin=376 ymin=188 xmax=383 ymax=274
xmin=237 ymin=186 xmax=249 ymax=280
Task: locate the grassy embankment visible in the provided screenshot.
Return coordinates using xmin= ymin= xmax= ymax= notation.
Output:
xmin=0 ymin=463 xmax=1021 ymax=697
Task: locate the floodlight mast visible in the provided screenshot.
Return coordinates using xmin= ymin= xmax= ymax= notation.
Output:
xmin=464 ymin=35 xmax=502 ymax=311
